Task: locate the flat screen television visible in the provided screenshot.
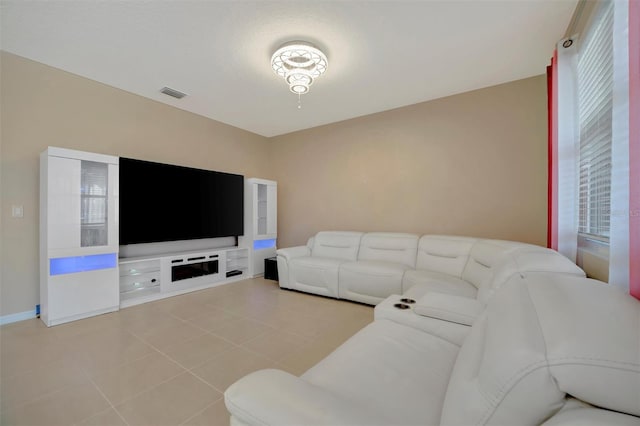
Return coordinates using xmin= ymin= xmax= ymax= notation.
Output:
xmin=119 ymin=157 xmax=244 ymax=245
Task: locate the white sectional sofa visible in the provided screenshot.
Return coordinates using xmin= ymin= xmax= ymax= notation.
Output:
xmin=225 ymin=273 xmax=640 ymax=425
xmin=277 ymin=231 xmax=585 ymax=305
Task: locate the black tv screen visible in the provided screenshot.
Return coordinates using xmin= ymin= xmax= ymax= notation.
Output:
xmin=119 ymin=157 xmax=244 ymax=245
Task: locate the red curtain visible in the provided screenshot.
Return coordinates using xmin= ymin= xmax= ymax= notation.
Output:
xmin=629 ymin=0 xmax=639 ymax=299
xmin=547 ymin=50 xmax=559 ymax=250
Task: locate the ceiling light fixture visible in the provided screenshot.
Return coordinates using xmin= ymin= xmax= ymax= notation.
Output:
xmin=271 ymin=41 xmax=328 ymax=108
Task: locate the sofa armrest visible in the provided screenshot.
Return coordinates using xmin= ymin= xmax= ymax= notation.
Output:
xmin=276 ymin=246 xmax=310 ymax=290
xmin=414 ymin=292 xmax=484 ymax=326
xmin=225 ymin=369 xmax=390 ymax=426
xmin=276 ymin=245 xmax=311 ymax=261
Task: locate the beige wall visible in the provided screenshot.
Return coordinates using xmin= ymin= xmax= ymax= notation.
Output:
xmin=0 ymin=52 xmax=272 ymax=316
xmin=270 ymin=75 xmax=548 ymax=248
xmin=0 ymin=51 xmax=548 ymax=318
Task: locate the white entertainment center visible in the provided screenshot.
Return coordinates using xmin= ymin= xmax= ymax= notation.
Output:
xmin=119 ymin=245 xmax=249 ymax=308
xmin=40 ymin=147 xmax=275 ymax=325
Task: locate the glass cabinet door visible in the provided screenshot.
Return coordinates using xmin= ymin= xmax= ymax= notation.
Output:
xmin=257 ymin=184 xmax=268 ymax=235
xmin=80 ymin=161 xmax=108 ymax=247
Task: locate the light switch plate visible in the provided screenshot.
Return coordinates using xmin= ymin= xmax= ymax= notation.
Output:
xmin=11 ymin=205 xmax=24 ymax=218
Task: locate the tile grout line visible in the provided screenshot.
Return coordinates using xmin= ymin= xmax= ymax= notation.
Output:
xmin=110 ymin=319 xmax=244 ymax=423
xmin=108 ymin=344 xmax=223 ymax=404
xmin=185 ymin=369 xmax=227 ymax=395
xmin=99 ymin=367 xmax=197 ymax=415
xmin=128 ymin=314 xmax=250 ymax=375
xmin=157 ymin=292 xmax=353 ymax=368
xmin=111 ymin=332 xmax=236 ymax=401
xmin=178 ymin=396 xmax=225 ymax=426
xmin=72 ymin=318 xmax=220 ymax=416
xmin=1 ymin=356 xmax=95 ymax=417
xmin=108 ymin=304 xmax=367 ymax=406
xmin=236 ymin=333 xmax=312 ymax=365
xmin=77 ymin=333 xmax=162 ymax=382
xmin=84 ymin=378 xmax=131 ymax=426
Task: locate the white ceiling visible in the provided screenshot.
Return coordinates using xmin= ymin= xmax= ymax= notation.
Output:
xmin=0 ymin=0 xmax=577 ymax=137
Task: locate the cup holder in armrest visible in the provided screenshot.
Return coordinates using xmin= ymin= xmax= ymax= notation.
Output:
xmin=400 ymin=298 xmax=416 ymax=304
xmin=394 ymin=303 xmax=411 ymax=310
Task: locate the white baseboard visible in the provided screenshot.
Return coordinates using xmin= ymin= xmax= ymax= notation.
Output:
xmin=0 ymin=309 xmax=37 ymax=326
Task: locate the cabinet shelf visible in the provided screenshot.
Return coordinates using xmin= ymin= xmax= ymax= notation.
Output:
xmin=120 ymin=282 xmax=160 ymax=295
xmin=121 ymin=267 xmax=160 ymax=276
xmin=122 ymin=266 xmax=160 ymax=274
xmin=120 ymin=286 xmax=161 ymax=302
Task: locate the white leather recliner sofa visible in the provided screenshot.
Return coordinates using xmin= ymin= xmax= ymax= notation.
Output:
xmin=225 ymin=273 xmax=640 ymax=425
xmin=277 ymin=232 xmax=585 ymax=305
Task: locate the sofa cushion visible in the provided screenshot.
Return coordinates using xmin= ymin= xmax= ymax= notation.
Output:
xmin=413 ymin=292 xmax=484 ymax=326
xmin=402 ymin=270 xmax=478 ymax=299
xmin=339 ymin=260 xmax=409 ymax=304
xmin=225 ymin=369 xmax=394 ymax=425
xmin=302 ymin=319 xmax=460 ymax=425
xmin=374 ymin=295 xmax=471 ymax=346
xmin=289 ymin=256 xmax=345 ymax=298
xmin=415 ymin=235 xmax=477 ymax=277
xmin=357 ymin=232 xmax=419 ymax=268
xmin=310 ymin=231 xmax=363 ymax=261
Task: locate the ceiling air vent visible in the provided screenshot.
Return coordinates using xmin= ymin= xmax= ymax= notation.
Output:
xmin=160 ymin=87 xmax=187 ymax=99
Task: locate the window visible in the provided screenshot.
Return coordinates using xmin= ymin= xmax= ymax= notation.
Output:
xmin=577 ymin=1 xmax=614 ymax=240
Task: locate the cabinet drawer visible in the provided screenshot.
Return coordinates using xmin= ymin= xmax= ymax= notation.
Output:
xmin=120 ymin=259 xmax=161 ymax=277
xmin=120 ymin=271 xmax=160 ymax=294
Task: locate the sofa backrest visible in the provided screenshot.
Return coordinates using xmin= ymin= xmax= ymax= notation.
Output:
xmin=440 ymin=273 xmax=640 ymax=425
xmin=415 ymin=235 xmax=477 ymax=277
xmin=357 ymin=233 xmax=419 ymax=268
xmin=460 ymin=239 xmax=524 ymax=289
xmin=475 ymin=247 xmax=586 ymax=304
xmin=310 ymin=231 xmax=364 ymax=261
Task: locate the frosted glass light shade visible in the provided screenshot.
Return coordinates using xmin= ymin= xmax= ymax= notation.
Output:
xmin=271 ymin=41 xmax=328 ymax=95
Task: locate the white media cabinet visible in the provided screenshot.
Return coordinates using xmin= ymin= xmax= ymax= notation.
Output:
xmin=40 ymin=147 xmax=271 ymax=324
xmin=119 ymin=246 xmax=249 ymax=308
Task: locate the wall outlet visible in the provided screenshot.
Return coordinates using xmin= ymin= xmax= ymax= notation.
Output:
xmin=11 ymin=205 xmax=24 ymax=218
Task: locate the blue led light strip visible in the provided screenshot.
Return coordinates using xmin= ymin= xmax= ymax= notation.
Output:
xmin=50 ymin=253 xmax=117 ymax=276
xmin=253 ymin=239 xmax=276 ymax=250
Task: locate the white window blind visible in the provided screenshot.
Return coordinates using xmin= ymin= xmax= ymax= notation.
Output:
xmin=577 ymin=0 xmax=614 ymax=240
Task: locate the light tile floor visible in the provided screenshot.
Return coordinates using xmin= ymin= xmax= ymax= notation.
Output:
xmin=0 ymin=278 xmax=374 ymax=426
